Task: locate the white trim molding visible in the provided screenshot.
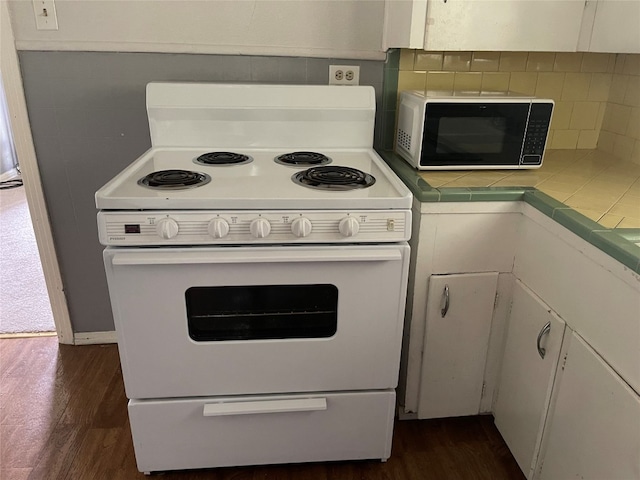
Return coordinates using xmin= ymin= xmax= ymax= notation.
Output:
xmin=1 ymin=1 xmax=74 ymax=344
xmin=0 ymin=331 xmax=57 ymax=339
xmin=13 ymin=41 xmax=387 ymax=61
xmin=74 ymin=331 xmax=118 ymax=345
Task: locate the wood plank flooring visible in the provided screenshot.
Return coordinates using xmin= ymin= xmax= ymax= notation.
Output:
xmin=0 ymin=337 xmax=525 ymax=480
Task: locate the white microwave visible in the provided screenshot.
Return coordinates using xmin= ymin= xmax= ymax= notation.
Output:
xmin=395 ymin=90 xmax=554 ymax=170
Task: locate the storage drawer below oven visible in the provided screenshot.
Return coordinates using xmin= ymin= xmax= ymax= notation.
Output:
xmin=128 ymin=390 xmax=396 ymax=473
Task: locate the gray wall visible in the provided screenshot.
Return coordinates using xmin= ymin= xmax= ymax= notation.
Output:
xmin=19 ymin=51 xmax=385 ymax=333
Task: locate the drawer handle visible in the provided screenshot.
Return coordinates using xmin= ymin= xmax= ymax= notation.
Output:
xmin=441 ymin=284 xmax=450 ymax=317
xmin=537 ymin=321 xmax=551 ymax=359
xmin=203 ymin=398 xmax=327 ymax=417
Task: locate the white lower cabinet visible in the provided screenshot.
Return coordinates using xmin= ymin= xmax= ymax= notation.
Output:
xmin=400 ymin=203 xmax=640 ymax=479
xmin=494 ymin=280 xmax=566 ymax=479
xmin=418 ymin=272 xmax=498 ymax=419
xmin=537 ymin=332 xmax=640 ymax=480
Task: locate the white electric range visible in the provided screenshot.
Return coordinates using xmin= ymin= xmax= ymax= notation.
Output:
xmin=96 ymin=82 xmax=412 ymax=474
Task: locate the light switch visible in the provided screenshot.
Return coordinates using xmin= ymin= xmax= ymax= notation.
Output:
xmin=32 ymin=0 xmax=58 ymax=30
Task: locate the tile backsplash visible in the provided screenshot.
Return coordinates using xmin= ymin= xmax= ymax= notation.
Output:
xmin=393 ymin=50 xmax=640 ymax=163
xmin=598 ymin=55 xmax=640 ymax=163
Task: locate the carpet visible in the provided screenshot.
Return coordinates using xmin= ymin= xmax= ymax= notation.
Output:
xmin=0 ymin=183 xmax=55 ymax=333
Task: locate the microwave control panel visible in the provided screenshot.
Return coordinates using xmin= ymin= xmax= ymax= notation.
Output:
xmin=521 ymin=102 xmax=554 ymax=165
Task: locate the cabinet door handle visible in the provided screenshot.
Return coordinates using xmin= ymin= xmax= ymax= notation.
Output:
xmin=441 ymin=284 xmax=450 ymax=317
xmin=537 ymin=321 xmax=551 ymax=359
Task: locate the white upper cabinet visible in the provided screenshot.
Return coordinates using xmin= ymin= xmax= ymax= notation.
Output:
xmin=422 ymin=0 xmax=586 ymax=52
xmin=384 ymin=0 xmax=587 ymax=52
xmin=578 ymin=0 xmax=640 ymax=53
xmin=384 ymin=0 xmax=640 ymax=53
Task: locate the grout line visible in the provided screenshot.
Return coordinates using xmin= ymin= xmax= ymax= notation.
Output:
xmin=539 ymin=163 xmax=636 ymax=226
xmin=556 ymin=156 xmax=630 ymax=221
xmin=612 ymin=216 xmax=624 ymax=228
xmin=594 ymin=175 xmax=639 ymax=222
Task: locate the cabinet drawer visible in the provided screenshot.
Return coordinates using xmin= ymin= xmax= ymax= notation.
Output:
xmin=128 ymin=390 xmax=396 ymax=473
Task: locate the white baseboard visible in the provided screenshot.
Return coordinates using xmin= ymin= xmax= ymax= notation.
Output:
xmin=0 ymin=331 xmax=57 ymax=339
xmin=0 ymin=168 xmax=19 ymax=182
xmin=74 ymin=330 xmax=118 ymax=345
xmin=396 ymin=407 xmax=418 ymax=421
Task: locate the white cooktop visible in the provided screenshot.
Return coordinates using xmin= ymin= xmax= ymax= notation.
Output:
xmin=95 ymin=147 xmax=412 ymax=211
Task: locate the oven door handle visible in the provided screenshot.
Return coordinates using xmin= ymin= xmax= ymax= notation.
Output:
xmin=203 ymin=397 xmax=327 ymax=417
xmin=110 ymin=249 xmax=402 ymax=265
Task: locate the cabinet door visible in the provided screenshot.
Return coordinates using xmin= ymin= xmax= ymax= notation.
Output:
xmin=494 ymin=280 xmax=566 ymax=480
xmin=583 ymin=0 xmax=640 ymax=53
xmin=423 ymin=1 xmax=586 ymax=51
xmin=538 ymin=332 xmax=640 ymax=480
xmin=418 ymin=272 xmax=498 ymax=419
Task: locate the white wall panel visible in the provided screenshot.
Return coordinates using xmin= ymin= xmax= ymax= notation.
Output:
xmin=8 ymin=0 xmax=386 ymax=59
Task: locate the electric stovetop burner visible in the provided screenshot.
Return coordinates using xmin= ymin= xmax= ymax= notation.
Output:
xmin=138 ymin=169 xmax=211 ymax=190
xmin=292 ymin=165 xmax=376 ymax=191
xmin=195 ymin=151 xmax=253 ymax=166
xmin=275 ymin=151 xmax=332 ymax=166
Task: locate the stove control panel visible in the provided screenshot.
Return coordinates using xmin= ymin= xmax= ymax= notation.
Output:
xmin=97 ymin=210 xmax=411 ymax=246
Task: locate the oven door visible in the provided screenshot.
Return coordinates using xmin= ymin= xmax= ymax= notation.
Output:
xmin=103 ymin=244 xmax=409 ymax=399
xmin=420 ymin=102 xmax=530 ymax=168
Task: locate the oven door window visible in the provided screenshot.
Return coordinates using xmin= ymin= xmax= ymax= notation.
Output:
xmin=421 ymin=103 xmax=529 ymax=166
xmin=186 ymin=284 xmax=338 ymax=341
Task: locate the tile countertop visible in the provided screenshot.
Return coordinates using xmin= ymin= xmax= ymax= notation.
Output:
xmin=378 ymin=149 xmax=640 ymax=274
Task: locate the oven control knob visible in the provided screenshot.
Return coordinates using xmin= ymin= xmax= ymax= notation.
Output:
xmin=339 ymin=217 xmax=360 ymax=237
xmin=156 ymin=218 xmax=179 ymax=239
xmin=250 ymin=218 xmax=271 ymax=238
xmin=208 ymin=218 xmax=230 ymax=239
xmin=291 ymin=217 xmax=312 ymax=238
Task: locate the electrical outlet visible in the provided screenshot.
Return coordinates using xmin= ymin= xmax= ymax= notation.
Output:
xmin=329 ymin=65 xmax=360 ymax=86
xmin=32 ymin=0 xmax=58 ymax=30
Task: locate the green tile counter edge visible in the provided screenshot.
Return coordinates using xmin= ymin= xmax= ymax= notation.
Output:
xmin=379 ymin=150 xmax=640 ymax=274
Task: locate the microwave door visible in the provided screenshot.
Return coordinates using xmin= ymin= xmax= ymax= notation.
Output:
xmin=435 ymin=119 xmax=508 ymax=154
xmin=421 ymin=103 xmax=529 ymax=167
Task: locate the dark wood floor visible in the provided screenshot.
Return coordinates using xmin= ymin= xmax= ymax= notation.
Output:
xmin=0 ymin=337 xmax=524 ymax=480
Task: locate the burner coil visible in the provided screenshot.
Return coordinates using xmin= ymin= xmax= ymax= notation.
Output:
xmin=292 ymin=166 xmax=376 ymax=191
xmin=138 ymin=169 xmax=211 ymax=190
xmin=195 ymin=152 xmax=252 ymax=166
xmin=275 ymin=151 xmax=331 ymax=166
